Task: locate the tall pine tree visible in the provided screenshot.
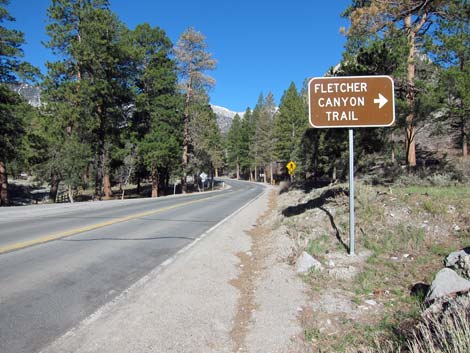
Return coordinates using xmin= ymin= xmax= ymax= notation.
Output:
xmin=174 ymin=27 xmax=216 ymax=192
xmin=43 ymin=0 xmax=132 ymax=200
xmin=128 ymin=23 xmax=182 ymax=197
xmin=274 ymin=82 xmax=308 ymax=173
xmin=0 ymin=0 xmax=38 ymax=205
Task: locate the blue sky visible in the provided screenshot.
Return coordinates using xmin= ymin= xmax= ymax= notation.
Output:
xmin=6 ymin=0 xmax=351 ymax=112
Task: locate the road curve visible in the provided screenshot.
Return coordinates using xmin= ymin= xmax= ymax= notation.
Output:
xmin=0 ymin=179 xmax=265 ymax=353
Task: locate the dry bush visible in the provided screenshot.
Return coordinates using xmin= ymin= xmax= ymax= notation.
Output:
xmin=359 ymin=298 xmax=470 ymax=353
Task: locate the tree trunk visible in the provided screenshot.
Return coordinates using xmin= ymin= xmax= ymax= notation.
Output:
xmin=181 ymin=80 xmax=192 ymax=194
xmin=103 ymin=173 xmax=113 ymax=199
xmin=270 ymin=163 xmax=274 ymax=185
xmin=463 ymin=122 xmax=468 ymax=159
xmin=181 ymin=141 xmax=189 ymax=194
xmin=236 ymin=157 xmax=240 ymax=180
xmin=404 ymin=14 xmax=419 ymax=167
xmin=95 ymin=145 xmax=104 ymax=200
xmin=95 ymin=106 xmax=106 ymax=200
xmin=151 ymin=166 xmax=159 ymax=198
xmin=405 ymin=124 xmax=416 ymax=167
xmin=49 ymin=173 xmax=60 ymax=203
xmin=215 ymin=168 xmax=219 ymax=178
xmin=137 ymin=170 xmax=141 ymax=195
xmin=263 ymin=166 xmax=267 ymax=184
xmin=67 ymin=185 xmax=74 ymax=203
xmin=254 ymin=166 xmax=258 ymax=182
xmin=0 ymin=160 xmax=8 ymax=206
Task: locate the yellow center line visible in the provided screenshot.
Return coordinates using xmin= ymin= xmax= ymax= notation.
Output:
xmin=0 ymin=193 xmax=225 ymax=254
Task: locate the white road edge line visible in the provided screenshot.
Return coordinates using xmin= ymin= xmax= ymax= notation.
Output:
xmin=39 ymin=182 xmax=269 ymax=350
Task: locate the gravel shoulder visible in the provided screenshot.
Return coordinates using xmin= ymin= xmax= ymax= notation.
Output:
xmin=40 ymin=186 xmax=308 ymax=353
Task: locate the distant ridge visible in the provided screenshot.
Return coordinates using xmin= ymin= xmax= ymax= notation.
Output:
xmin=211 ymin=105 xmax=245 ymax=134
xmin=8 ymin=84 xmax=242 ymax=135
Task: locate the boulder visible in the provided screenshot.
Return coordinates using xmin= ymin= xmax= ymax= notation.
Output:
xmin=457 ymin=255 xmax=470 ymax=279
xmin=296 ymin=251 xmax=323 ymax=274
xmin=425 ymin=268 xmax=470 ymax=302
xmin=444 ymin=247 xmax=470 ymax=268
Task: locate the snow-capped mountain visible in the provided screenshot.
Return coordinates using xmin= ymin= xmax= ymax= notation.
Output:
xmin=211 ymin=105 xmax=244 ymax=134
xmin=9 ymin=83 xmax=41 ymax=107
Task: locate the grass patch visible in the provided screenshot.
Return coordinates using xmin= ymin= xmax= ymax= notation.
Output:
xmin=278 ymin=182 xmax=470 ymax=352
xmin=306 ymin=234 xmax=330 ymax=258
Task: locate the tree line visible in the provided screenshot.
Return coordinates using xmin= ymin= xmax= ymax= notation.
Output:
xmin=226 ymin=0 xmax=469 ymax=184
xmin=1 ymin=0 xmax=221 ymax=205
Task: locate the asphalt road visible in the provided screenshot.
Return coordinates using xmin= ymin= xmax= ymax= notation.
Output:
xmin=0 ymin=179 xmax=265 ymax=353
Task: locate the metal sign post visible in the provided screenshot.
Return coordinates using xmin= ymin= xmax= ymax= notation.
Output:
xmin=348 ymin=129 xmax=355 ymax=256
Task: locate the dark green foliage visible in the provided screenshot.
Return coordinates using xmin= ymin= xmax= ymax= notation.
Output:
xmin=427 ymin=0 xmax=470 ymax=157
xmin=189 ymin=98 xmax=224 ymax=176
xmin=127 ymin=23 xmax=182 ymax=196
xmin=43 ymin=0 xmax=132 ymax=199
xmin=0 ymin=85 xmax=23 ymax=162
xmin=274 ymin=82 xmax=308 ymax=171
xmin=0 ymin=0 xmax=38 ymax=205
xmin=226 ymin=114 xmax=244 ymax=177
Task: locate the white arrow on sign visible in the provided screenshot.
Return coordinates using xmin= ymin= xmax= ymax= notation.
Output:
xmin=374 ymin=93 xmax=388 ymax=109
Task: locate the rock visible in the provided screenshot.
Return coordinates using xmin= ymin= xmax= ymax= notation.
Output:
xmin=457 ymin=255 xmax=470 ymax=279
xmin=445 ymin=248 xmax=470 ymax=268
xmin=423 ymin=291 xmax=470 ymax=317
xmin=425 ymin=268 xmax=470 ymax=302
xmin=296 ymin=251 xmax=323 ymax=273
xmin=365 ymin=299 xmax=377 ymax=306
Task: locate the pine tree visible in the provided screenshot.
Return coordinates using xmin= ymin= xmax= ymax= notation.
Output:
xmin=253 ymin=92 xmax=276 ymax=183
xmin=188 ymin=99 xmax=223 ymax=180
xmin=0 ymin=0 xmax=38 ymax=206
xmin=128 ymin=23 xmax=182 ymax=197
xmin=428 ymin=0 xmax=470 ymax=159
xmin=343 ymin=0 xmax=446 ymax=167
xmin=44 ymin=0 xmax=132 ymax=200
xmin=274 ymin=82 xmax=308 ymax=173
xmin=227 ymin=114 xmax=244 ymax=179
xmin=174 ymin=27 xmax=216 ymax=192
xmin=241 ymin=107 xmax=257 ymax=180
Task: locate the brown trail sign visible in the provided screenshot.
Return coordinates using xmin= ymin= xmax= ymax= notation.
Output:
xmin=307 ymin=75 xmax=395 ymax=256
xmin=308 ymin=75 xmax=395 ymax=128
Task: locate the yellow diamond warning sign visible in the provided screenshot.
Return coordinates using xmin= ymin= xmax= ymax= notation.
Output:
xmin=286 ymin=161 xmax=296 ymax=175
xmin=308 ymin=75 xmax=395 ymax=128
